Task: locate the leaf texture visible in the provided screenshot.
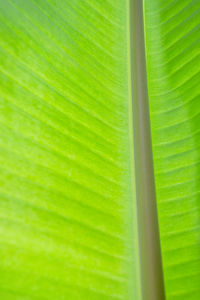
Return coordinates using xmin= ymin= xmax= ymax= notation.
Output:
xmin=0 ymin=1 xmax=140 ymax=299
xmin=144 ymin=0 xmax=200 ymax=299
xmin=1 ymin=0 xmax=200 ymax=299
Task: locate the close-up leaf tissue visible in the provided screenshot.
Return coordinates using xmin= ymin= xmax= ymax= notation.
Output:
xmin=0 ymin=0 xmax=199 ymax=299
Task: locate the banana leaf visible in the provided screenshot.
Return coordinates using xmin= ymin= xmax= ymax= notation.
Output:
xmin=0 ymin=0 xmax=199 ymax=299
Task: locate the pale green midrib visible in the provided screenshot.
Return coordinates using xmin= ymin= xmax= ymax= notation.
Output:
xmin=129 ymin=0 xmax=165 ymax=299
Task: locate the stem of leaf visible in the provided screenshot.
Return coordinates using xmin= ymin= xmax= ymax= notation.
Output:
xmin=129 ymin=0 xmax=166 ymax=299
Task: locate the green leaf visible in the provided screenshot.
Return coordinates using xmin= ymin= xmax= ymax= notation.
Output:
xmin=0 ymin=1 xmax=141 ymax=299
xmin=144 ymin=0 xmax=200 ymax=299
xmin=0 ymin=0 xmax=200 ymax=299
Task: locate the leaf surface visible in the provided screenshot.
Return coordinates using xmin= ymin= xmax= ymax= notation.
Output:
xmin=144 ymin=0 xmax=200 ymax=299
xmin=0 ymin=0 xmax=200 ymax=299
xmin=0 ymin=1 xmax=140 ymax=299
